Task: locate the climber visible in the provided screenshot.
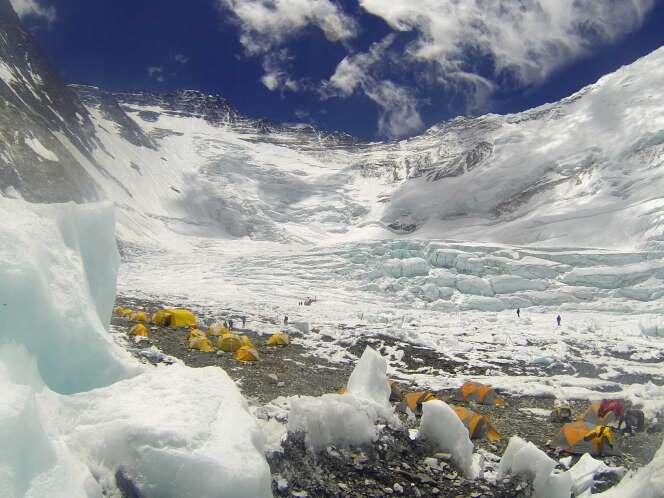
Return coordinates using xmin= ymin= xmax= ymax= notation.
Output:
xmin=229 ymin=319 xmax=234 ymax=331
xmin=516 ymin=308 xmax=520 ymax=318
xmin=241 ymin=316 xmax=246 ymax=328
xmin=556 ymin=314 xmax=562 ymax=326
xmin=284 ymin=315 xmax=289 ymax=326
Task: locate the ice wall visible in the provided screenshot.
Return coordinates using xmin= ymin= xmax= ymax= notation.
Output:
xmin=0 ymin=198 xmax=135 ymax=394
xmin=0 ymin=199 xmax=272 ymax=497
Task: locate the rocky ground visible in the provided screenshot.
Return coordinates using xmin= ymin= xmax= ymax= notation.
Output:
xmin=111 ymin=296 xmax=663 ymax=497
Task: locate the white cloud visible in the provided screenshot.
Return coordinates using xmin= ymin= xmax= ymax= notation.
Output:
xmin=174 ymin=54 xmax=189 ymax=64
xmin=358 ymin=0 xmax=655 ymax=88
xmin=260 ymin=49 xmax=301 ymax=92
xmin=147 ymin=66 xmax=165 ymax=83
xmin=327 ymin=36 xmax=423 ymax=139
xmin=217 ymin=0 xmax=358 ymax=54
xmin=367 ymin=80 xmax=424 ymax=139
xmin=10 ymin=0 xmax=56 ymax=24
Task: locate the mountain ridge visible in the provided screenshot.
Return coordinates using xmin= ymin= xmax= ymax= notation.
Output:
xmin=1 ymin=0 xmax=663 ymax=249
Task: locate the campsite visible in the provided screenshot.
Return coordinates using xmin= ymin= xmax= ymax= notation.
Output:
xmin=111 ymin=296 xmax=664 ymax=497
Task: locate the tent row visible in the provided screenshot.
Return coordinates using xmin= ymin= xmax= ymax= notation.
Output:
xmin=115 ymin=306 xmax=290 ymax=363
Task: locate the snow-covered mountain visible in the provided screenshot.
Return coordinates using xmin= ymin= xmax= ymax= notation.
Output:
xmin=2 ymin=0 xmax=664 ymax=251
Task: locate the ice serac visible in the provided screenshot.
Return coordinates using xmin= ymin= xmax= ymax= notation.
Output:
xmin=0 ymin=198 xmax=134 ymax=394
xmin=346 ymin=345 xmax=391 ymax=412
xmin=287 ymin=346 xmax=396 ymax=452
xmin=498 ymin=436 xmax=571 ymax=498
xmin=418 ymin=400 xmax=475 ymax=479
xmin=0 ymin=199 xmax=272 ymax=497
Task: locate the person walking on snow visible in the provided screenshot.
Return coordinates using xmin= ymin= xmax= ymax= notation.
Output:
xmin=556 ymin=314 xmax=562 ymax=326
xmin=284 ymin=315 xmax=289 ymax=326
xmin=229 ymin=319 xmax=234 ymax=331
xmin=241 ymin=316 xmax=246 ymax=328
xmin=516 ymin=308 xmax=520 ymax=318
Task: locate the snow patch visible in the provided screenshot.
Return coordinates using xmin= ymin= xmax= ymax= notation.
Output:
xmin=25 ymin=137 xmax=59 ymax=162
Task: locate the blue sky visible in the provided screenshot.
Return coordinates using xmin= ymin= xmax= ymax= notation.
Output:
xmin=15 ymin=0 xmax=664 ymax=140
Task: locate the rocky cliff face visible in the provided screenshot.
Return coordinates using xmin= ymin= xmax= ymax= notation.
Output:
xmin=0 ymin=0 xmax=103 ymax=202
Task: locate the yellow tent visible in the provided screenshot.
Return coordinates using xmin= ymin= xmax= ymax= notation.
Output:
xmin=129 ymin=323 xmax=149 ymax=338
xmin=152 ymin=310 xmax=171 ymax=326
xmin=241 ymin=335 xmax=255 ymax=349
xmin=130 ymin=311 xmax=149 ymax=323
xmin=234 ymin=346 xmax=259 ymax=362
xmin=152 ymin=309 xmax=197 ymax=328
xmin=188 ymin=331 xmax=215 ymax=352
xmin=187 ymin=328 xmax=206 ymax=341
xmin=218 ymin=334 xmax=242 ymax=352
xmin=114 ymin=306 xmax=125 ymax=315
xmin=451 ymin=406 xmax=501 ymax=442
xmin=120 ymin=308 xmax=134 ymax=318
xmin=454 ymin=382 xmax=505 ymax=407
xmin=208 ymin=323 xmax=231 ymax=337
xmin=266 ymin=332 xmax=290 ymax=347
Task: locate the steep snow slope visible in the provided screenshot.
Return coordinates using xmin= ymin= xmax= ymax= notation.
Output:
xmin=2 ymin=0 xmax=663 ymax=250
xmin=79 ymin=48 xmax=664 ymax=251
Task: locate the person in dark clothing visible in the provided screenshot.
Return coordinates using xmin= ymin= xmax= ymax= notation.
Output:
xmin=516 ymin=308 xmax=520 ymax=318
xmin=241 ymin=316 xmax=246 ymax=328
xmin=556 ymin=314 xmax=562 ymax=326
xmin=284 ymin=315 xmax=289 ymax=326
xmin=228 ymin=319 xmax=234 ymax=331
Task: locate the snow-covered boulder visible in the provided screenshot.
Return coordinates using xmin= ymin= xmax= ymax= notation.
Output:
xmin=418 ymin=400 xmax=475 ymax=479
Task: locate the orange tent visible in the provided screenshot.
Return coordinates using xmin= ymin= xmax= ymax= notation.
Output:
xmin=550 ymin=421 xmax=615 ymax=456
xmin=399 ymin=391 xmax=438 ymax=416
xmin=454 ymin=382 xmax=505 ymax=407
xmin=451 ymin=406 xmax=501 ymax=442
